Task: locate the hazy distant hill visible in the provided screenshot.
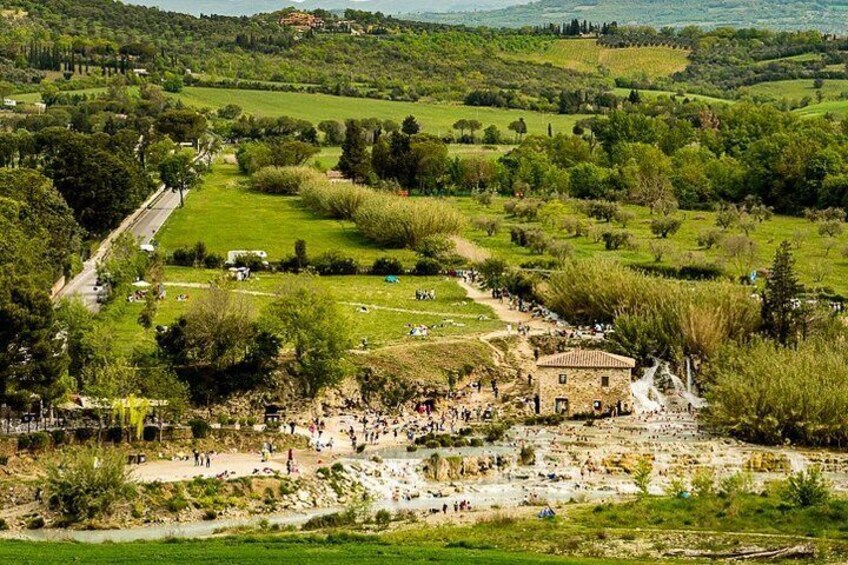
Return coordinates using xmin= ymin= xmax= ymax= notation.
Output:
xmin=407 ymin=0 xmax=848 ymax=33
xmin=124 ymin=0 xmax=530 ymax=17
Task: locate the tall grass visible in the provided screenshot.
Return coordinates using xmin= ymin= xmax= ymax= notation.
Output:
xmin=353 ymin=194 xmax=465 ymax=249
xmin=704 ymin=335 xmax=848 ymax=447
xmin=546 ymin=258 xmax=759 ymax=361
xmin=299 ymin=178 xmax=373 ymax=220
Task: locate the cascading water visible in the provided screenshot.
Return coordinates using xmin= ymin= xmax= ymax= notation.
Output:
xmin=631 ymin=360 xmax=706 ymax=413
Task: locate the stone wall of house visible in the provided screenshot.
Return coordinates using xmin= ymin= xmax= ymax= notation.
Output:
xmin=535 ymin=367 xmax=632 ymax=416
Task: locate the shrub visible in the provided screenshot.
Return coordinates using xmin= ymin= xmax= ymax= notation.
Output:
xmin=519 ymin=446 xmax=536 ymax=465
xmin=250 ymin=166 xmax=319 ymax=195
xmin=413 ymin=258 xmax=442 ymax=276
xmin=203 ymin=509 xmax=218 ymax=520
xmin=703 ymin=337 xmax=848 ymax=447
xmin=27 ymin=432 xmax=51 ymax=452
xmin=547 ymin=258 xmax=758 ymax=361
xmin=406 ymin=445 xmax=418 ymax=452
xmin=782 ymin=467 xmax=830 ymax=508
xmin=632 ymin=457 xmax=653 ymax=496
xmin=188 ymin=419 xmax=211 ymax=439
xmin=473 ymin=216 xmax=501 ymax=236
xmin=354 ymin=194 xmax=464 ymax=249
xmin=584 ymin=200 xmax=620 ymax=222
xmin=50 ymin=430 xmax=68 ymax=447
xmin=697 ymin=229 xmax=723 ymax=249
xmin=313 ymin=251 xmax=359 ymax=275
xmin=203 ymin=253 xmax=224 ymax=269
xmin=601 ymin=230 xmax=632 ymax=250
xmin=650 ymin=216 xmax=683 ymax=238
xmin=74 ymin=428 xmax=95 ymax=442
xmin=299 ymin=178 xmax=372 ymax=220
xmin=26 ymin=516 xmax=45 ymax=529
xmin=371 ymin=257 xmax=404 ymax=276
xmin=44 ymin=447 xmax=134 ymax=523
xmin=375 ymin=509 xmax=392 ymax=527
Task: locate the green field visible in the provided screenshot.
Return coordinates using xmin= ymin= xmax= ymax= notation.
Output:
xmin=505 ymin=38 xmax=690 ymax=78
xmin=744 ymin=79 xmax=848 ymax=103
xmin=106 ymin=268 xmax=500 ymax=355
xmin=155 ymin=163 xmax=418 ymax=264
xmin=15 ymin=87 xmax=588 ymax=138
xmin=454 ymin=196 xmax=848 ymax=295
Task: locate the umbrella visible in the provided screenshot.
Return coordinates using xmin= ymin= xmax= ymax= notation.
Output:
xmin=132 ymin=280 xmax=151 ymax=288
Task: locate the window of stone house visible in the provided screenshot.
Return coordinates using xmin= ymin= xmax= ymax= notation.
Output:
xmin=558 ymin=373 xmax=567 ymax=384
xmin=601 ymin=376 xmax=610 ymax=387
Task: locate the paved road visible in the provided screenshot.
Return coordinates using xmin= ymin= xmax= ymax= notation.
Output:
xmin=55 ymin=185 xmax=186 ymax=311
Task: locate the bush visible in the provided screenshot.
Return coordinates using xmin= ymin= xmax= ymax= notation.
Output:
xmin=27 ymin=432 xmax=51 ymax=452
xmin=302 ymin=511 xmax=357 ymax=531
xmin=519 ymin=446 xmax=536 ymax=465
xmin=585 ymin=200 xmax=619 ymax=223
xmin=547 ymin=258 xmax=759 ymax=361
xmin=650 ymin=216 xmax=683 ymax=238
xmin=26 ymin=516 xmax=45 ymax=529
xmin=704 ymin=337 xmax=848 ymax=447
xmin=313 ymin=251 xmax=359 ymax=275
xmin=375 ymin=509 xmax=392 ymax=527
xmin=697 ymin=229 xmax=724 ymax=249
xmin=250 ymin=166 xmax=319 ymax=195
xmin=203 ymin=253 xmax=224 ymax=269
xmin=782 ymin=467 xmax=830 ymax=508
xmin=413 ymin=257 xmax=441 ymax=276
xmin=50 ymin=429 xmax=68 ymax=447
xmin=354 ymin=194 xmax=464 ymax=249
xmin=74 ymin=428 xmax=95 ymax=442
xmin=300 ymin=179 xmax=373 ymax=220
xmin=371 ymin=257 xmax=404 ymax=276
xmin=44 ymin=447 xmax=134 ymax=523
xmin=188 ymin=419 xmax=211 ymax=439
xmin=601 ymin=230 xmax=632 ymax=250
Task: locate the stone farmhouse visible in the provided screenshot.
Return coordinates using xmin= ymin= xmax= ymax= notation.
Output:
xmin=534 ymin=349 xmax=636 ymax=417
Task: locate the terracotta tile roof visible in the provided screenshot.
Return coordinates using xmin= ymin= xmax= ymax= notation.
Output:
xmin=537 ymin=349 xmax=636 ymax=369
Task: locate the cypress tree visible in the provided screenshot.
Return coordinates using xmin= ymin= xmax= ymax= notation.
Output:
xmin=761 ymin=240 xmax=802 ymax=347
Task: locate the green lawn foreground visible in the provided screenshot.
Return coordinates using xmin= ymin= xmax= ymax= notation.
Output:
xmin=0 ymin=535 xmax=643 ymax=565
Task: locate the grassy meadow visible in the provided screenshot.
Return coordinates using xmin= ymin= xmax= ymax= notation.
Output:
xmin=503 ymin=38 xmax=690 ymax=78
xmin=106 ymin=269 xmax=500 ymax=356
xmin=14 ymin=87 xmax=588 ymax=138
xmin=155 ymin=163 xmax=418 ymax=264
xmin=455 ymin=196 xmax=848 ymax=295
xmin=744 ymin=78 xmax=848 ymax=102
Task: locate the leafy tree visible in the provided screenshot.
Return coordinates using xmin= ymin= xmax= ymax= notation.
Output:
xmin=0 ymin=272 xmax=67 ymax=403
xmin=482 ymin=125 xmax=502 ymax=145
xmin=318 ymin=120 xmax=345 ymax=145
xmin=267 ymin=281 xmax=351 ymax=397
xmin=401 ymin=115 xmax=420 ymax=135
xmin=761 ymin=241 xmax=802 ymax=347
xmin=155 ymin=109 xmax=206 ymax=144
xmin=507 ymin=118 xmax=527 ymax=142
xmin=159 ymin=150 xmax=201 ymax=207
